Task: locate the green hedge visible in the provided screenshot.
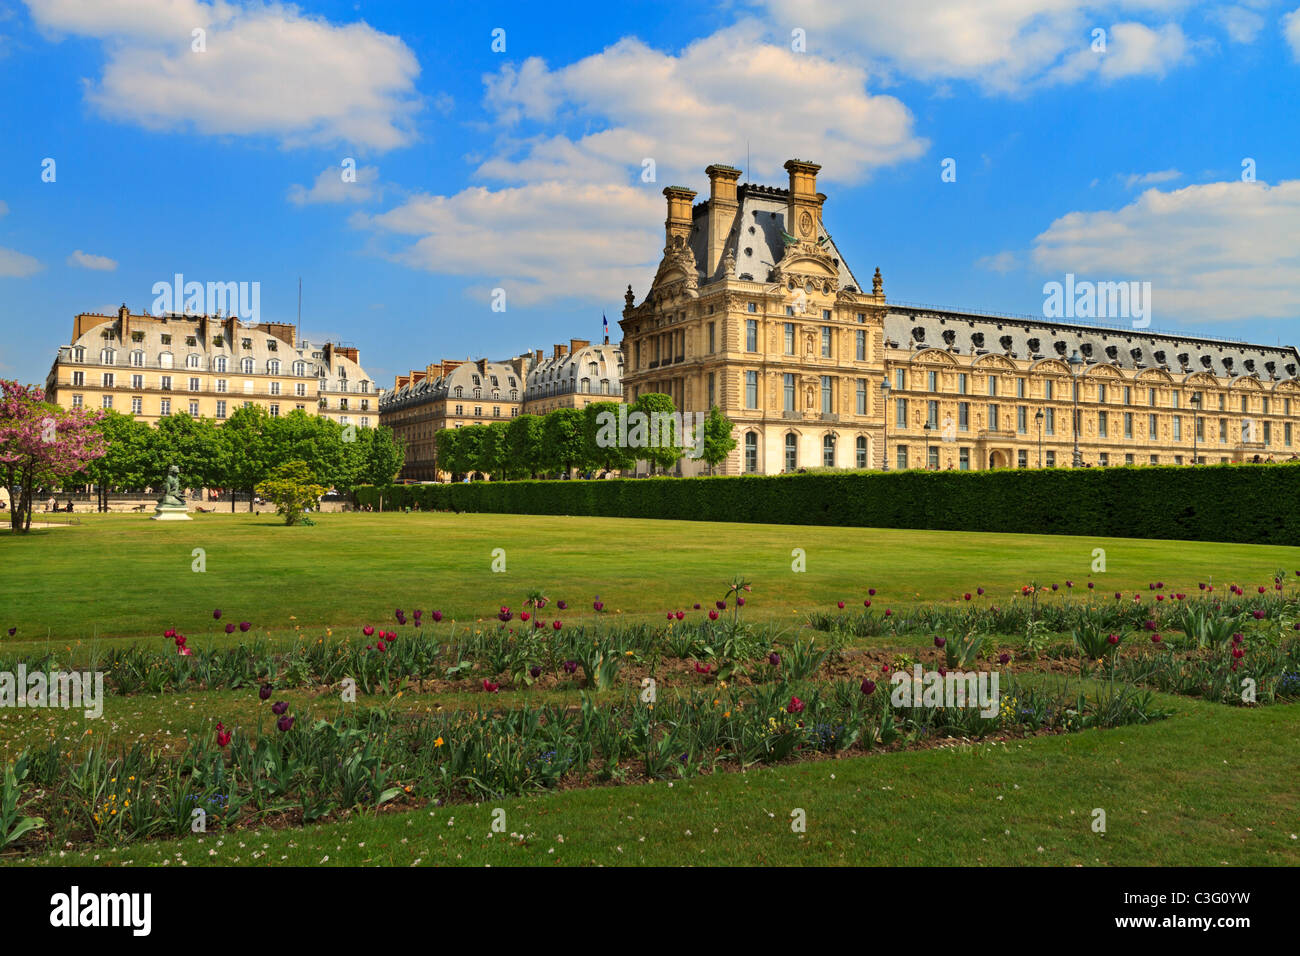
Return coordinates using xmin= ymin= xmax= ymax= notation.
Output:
xmin=354 ymin=464 xmax=1300 ymax=545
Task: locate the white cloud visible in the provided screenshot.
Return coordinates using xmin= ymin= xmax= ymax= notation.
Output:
xmin=359 ymin=24 xmax=926 ymax=305
xmin=0 ymin=247 xmax=43 ymax=277
xmin=976 ymin=250 xmax=1021 ymax=273
xmin=24 ymin=0 xmax=420 ymax=150
xmin=1285 ymin=7 xmax=1300 ymax=57
xmin=1049 ymin=21 xmax=1194 ymax=83
xmin=1208 ymin=5 xmax=1266 ymax=43
xmin=288 ymin=164 xmax=381 ymax=205
xmin=757 ymin=1 xmax=1206 ymax=92
xmin=1122 ymin=168 xmax=1182 ymax=188
xmin=1031 ymin=179 xmax=1300 ymax=322
xmin=67 ymin=249 xmax=118 ymax=270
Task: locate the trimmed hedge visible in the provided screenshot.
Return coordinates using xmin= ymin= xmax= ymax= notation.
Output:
xmin=354 ymin=464 xmax=1300 ymax=545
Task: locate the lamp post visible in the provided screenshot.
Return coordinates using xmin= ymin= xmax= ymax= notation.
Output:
xmin=923 ymin=420 xmax=933 ymax=469
xmin=1190 ymin=392 xmax=1202 ymax=465
xmin=880 ymin=377 xmax=891 ymax=470
xmin=1069 ymin=349 xmax=1084 ymax=467
xmin=1035 ymin=408 xmax=1044 ymax=467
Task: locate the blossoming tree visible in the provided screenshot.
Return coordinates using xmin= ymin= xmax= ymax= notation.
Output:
xmin=0 ymin=380 xmax=107 ymax=533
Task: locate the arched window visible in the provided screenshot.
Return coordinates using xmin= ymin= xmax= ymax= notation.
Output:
xmin=292 ymin=360 xmax=306 ymax=376
xmin=159 ymin=351 xmax=173 ymax=368
xmin=784 ymin=433 xmax=797 ymax=472
xmin=454 ymin=386 xmax=463 ymax=398
xmin=72 ymin=347 xmax=86 ymax=363
xmin=240 ymin=357 xmax=254 ymax=374
xmin=473 ymin=387 xmax=482 ymax=399
xmin=130 ymin=350 xmax=145 ymax=367
xmin=214 ymin=356 xmax=227 ymax=373
xmin=856 ymin=435 xmax=867 ymax=469
xmin=186 ymin=353 xmax=201 ymax=369
xmin=267 ymin=359 xmax=280 ymax=375
xmin=823 ymin=434 xmax=836 ymax=467
xmin=100 ymin=348 xmax=116 ymax=364
xmin=745 ymin=432 xmax=759 ymax=473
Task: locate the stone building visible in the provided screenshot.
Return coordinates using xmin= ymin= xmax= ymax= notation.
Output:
xmin=522 ymin=338 xmax=624 ymax=417
xmin=619 ymin=159 xmax=1300 ymax=474
xmin=44 ymin=305 xmax=383 ymax=427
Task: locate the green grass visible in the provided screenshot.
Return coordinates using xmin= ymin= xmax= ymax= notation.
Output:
xmin=2 ymin=511 xmax=1297 ymax=867
xmin=15 ymin=691 xmax=1298 ymax=867
xmin=3 ymin=511 xmax=1297 ymax=643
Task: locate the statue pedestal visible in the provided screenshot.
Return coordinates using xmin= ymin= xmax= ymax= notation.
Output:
xmin=151 ymin=503 xmax=192 ymax=521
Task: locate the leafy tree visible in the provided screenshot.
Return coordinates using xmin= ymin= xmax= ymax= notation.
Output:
xmin=456 ymin=425 xmax=488 ymax=477
xmin=255 ymin=459 xmax=326 ymax=526
xmin=583 ymin=401 xmax=635 ymax=475
xmin=150 ymin=413 xmax=225 ymax=497
xmin=506 ymin=414 xmax=544 ymax=478
xmin=631 ymin=393 xmax=683 ymax=474
xmin=220 ymin=404 xmax=273 ymax=512
xmin=434 ymin=427 xmax=463 ymax=478
xmin=0 ymin=380 xmax=106 ymax=532
xmin=270 ymin=411 xmax=346 ymax=490
xmin=480 ymin=421 xmax=512 ymax=479
xmin=541 ymin=407 xmax=586 ymax=476
xmin=80 ymin=410 xmax=153 ymax=511
xmin=699 ymin=405 xmax=737 ymax=474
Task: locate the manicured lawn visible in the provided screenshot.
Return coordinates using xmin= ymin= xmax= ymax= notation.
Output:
xmin=16 ymin=691 xmax=1298 ymax=867
xmin=3 ymin=512 xmax=1297 ymax=643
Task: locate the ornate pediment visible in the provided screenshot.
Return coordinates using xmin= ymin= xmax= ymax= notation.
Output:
xmin=771 ymin=240 xmax=839 ymax=295
xmin=972 ymin=353 xmax=1017 ymax=371
xmin=649 ymin=234 xmax=699 ymax=303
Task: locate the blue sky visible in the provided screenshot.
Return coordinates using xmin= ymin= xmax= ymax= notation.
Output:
xmin=2 ymin=0 xmax=1299 ymax=391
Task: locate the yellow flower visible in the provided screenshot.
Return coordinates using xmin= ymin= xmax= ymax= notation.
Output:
xmin=435 ymin=737 xmax=444 ymax=747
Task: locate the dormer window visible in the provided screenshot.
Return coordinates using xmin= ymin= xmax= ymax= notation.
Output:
xmin=131 ymin=331 xmax=145 ymax=343
xmin=186 ymin=336 xmax=197 ymax=347
xmin=267 ymin=340 xmax=278 ymax=352
xmin=242 ymin=338 xmax=252 ymax=350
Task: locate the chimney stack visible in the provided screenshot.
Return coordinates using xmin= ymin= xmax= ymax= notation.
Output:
xmin=662 ymin=185 xmax=696 ymax=247
xmin=704 ymin=164 xmax=741 ymax=278
xmin=783 ymin=159 xmax=823 ymax=244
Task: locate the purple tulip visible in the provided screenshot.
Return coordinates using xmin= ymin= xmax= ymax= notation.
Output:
xmin=271 ymin=701 xmax=288 ymax=715
xmin=860 ymin=678 xmax=876 ymax=696
xmin=432 ymin=610 xmax=443 ymax=622
xmin=768 ymin=651 xmax=781 ymax=666
xmin=225 ymin=622 xmax=235 ymax=634
xmin=557 ymin=600 xmax=567 ymax=610
xmin=998 ymin=653 xmax=1010 ymax=665
xmin=239 ymin=621 xmax=251 ymax=632
xmin=933 ymin=636 xmax=946 ymax=648
xmin=213 ymin=609 xmax=222 ymax=619
xmin=530 ymin=665 xmax=542 ymax=679
xmin=593 ymin=600 xmax=604 ymax=612
xmin=259 ymin=683 xmax=272 ymax=701
xmin=563 ymin=660 xmax=578 ymax=674
xmin=736 ymin=596 xmax=745 ymax=606
xmin=6 ymin=627 xmax=15 ymax=637
xmin=276 ymin=715 xmax=295 ymax=732
xmin=715 ymin=600 xmax=726 ymax=610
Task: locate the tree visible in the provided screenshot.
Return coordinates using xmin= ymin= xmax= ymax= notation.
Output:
xmin=480 ymin=421 xmax=511 ymax=479
xmin=152 ymin=412 xmax=226 ymax=495
xmin=256 ymin=459 xmax=327 ymax=526
xmin=583 ymin=401 xmax=635 ymax=474
xmin=0 ymin=380 xmax=106 ymax=533
xmin=506 ymin=414 xmax=544 ymax=478
xmin=456 ymin=425 xmax=489 ymax=477
xmin=220 ymin=404 xmax=273 ymax=512
xmin=541 ymin=407 xmax=586 ymax=477
xmin=434 ymin=427 xmax=463 ymax=478
xmin=80 ymin=410 xmax=153 ymax=511
xmin=699 ymin=405 xmax=737 ymax=474
xmin=631 ymin=393 xmax=683 ymax=474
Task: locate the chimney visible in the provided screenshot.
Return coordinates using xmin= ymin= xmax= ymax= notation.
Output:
xmin=553 ymin=344 xmax=569 ymax=360
xmin=534 ymin=349 xmax=543 ymax=366
xmin=569 ymin=338 xmax=589 ymax=354
xmin=334 ymin=345 xmax=359 ymax=363
xmin=704 ymin=164 xmax=741 ymax=278
xmin=783 ymin=159 xmax=823 ymax=243
xmin=117 ymin=303 xmax=131 ymax=345
xmin=662 ymin=185 xmax=696 ymax=246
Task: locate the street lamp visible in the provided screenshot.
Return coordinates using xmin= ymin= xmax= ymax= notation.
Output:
xmin=880 ymin=377 xmax=891 ymax=470
xmin=1190 ymin=392 xmax=1202 ymax=465
xmin=923 ymin=420 xmax=934 ymax=469
xmin=1035 ymin=408 xmax=1044 ymax=467
xmin=1069 ymin=349 xmax=1083 ymax=467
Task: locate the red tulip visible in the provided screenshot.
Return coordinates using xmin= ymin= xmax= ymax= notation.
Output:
xmin=787 ymin=696 xmax=805 ymax=714
xmin=363 ymin=625 xmax=374 ymax=636
xmin=482 ymin=679 xmax=500 ymax=692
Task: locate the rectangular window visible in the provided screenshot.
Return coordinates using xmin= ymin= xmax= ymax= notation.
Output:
xmin=1149 ymin=388 xmax=1157 ymax=406
xmin=784 ymin=323 xmax=795 ymax=355
xmin=821 ymin=376 xmax=833 ymax=414
xmin=1098 ymin=383 xmax=1107 ymax=403
xmin=987 ymin=375 xmax=997 ymax=397
xmin=1172 ymin=391 xmax=1180 ymax=409
xmin=928 ymin=370 xmax=938 ymax=392
xmin=896 ymin=446 xmax=908 ymax=470
xmin=1124 ymin=412 xmax=1133 ymax=438
xmin=1045 ymin=450 xmax=1056 ymax=467
xmin=895 ymin=368 xmax=906 ymax=390
xmin=783 ymin=373 xmax=795 ymax=412
xmin=745 ymin=371 xmax=758 ymax=410
xmin=216 ymin=379 xmax=227 ymax=393
xmin=895 ymin=398 xmax=906 ymax=428
xmin=102 ymin=395 xmax=113 ymax=409
xmin=1218 ymin=418 xmax=1226 ymax=442
xmin=102 ymin=372 xmax=114 ymax=387
xmin=189 ymin=377 xmax=200 ymax=391
xmin=131 ymin=396 xmax=142 ymax=414
xmin=1264 ymin=420 xmax=1272 ymax=445
xmin=959 ymin=447 xmax=970 ymax=471
xmin=1044 ymin=379 xmax=1054 ymax=400
xmin=1016 ymin=378 xmax=1026 ymax=398
xmin=1125 ymin=453 xmax=1134 ymax=465
xmin=707 ymin=372 xmax=716 ymax=408
xmin=295 ymin=382 xmax=306 ymax=397
xmin=957 ymin=373 xmax=967 ymax=395
xmin=821 ymin=326 xmax=832 ymax=357
xmin=927 ymin=445 xmax=940 ymax=469
xmin=1045 ymin=407 xmax=1055 ymax=436
xmin=855 ymin=329 xmax=866 ymax=361
xmin=747 ymin=302 xmax=757 ymax=313
xmin=72 ymin=371 xmax=84 ymax=386
xmin=746 ymin=319 xmax=758 ymax=351
xmin=216 ymin=400 xmax=226 ymax=418
xmin=989 ymin=404 xmax=999 ymax=431
xmin=1098 ymin=410 xmax=1108 ymax=438
xmin=856 ymin=378 xmax=867 ymax=415
xmin=1287 ymin=422 xmax=1293 ymax=447
xmin=1124 ymin=386 xmax=1132 ymax=405
xmin=708 ymin=322 xmax=716 ymax=353
xmin=1148 ymin=414 xmax=1158 ymax=440
xmin=270 ymin=404 xmax=280 ymax=418
xmin=1150 ymin=454 xmax=1159 ymax=465
xmin=1017 ymin=406 xmax=1027 ymax=434
xmin=161 ymin=375 xmax=171 ymax=390
xmin=1173 ymin=416 xmax=1182 ymax=441
xmin=270 ymin=381 xmax=280 ymax=396
xmin=188 ymin=401 xmax=199 ymax=416
xmin=159 ymin=398 xmax=170 ymax=415
xmin=72 ymin=394 xmax=83 ymax=408
xmin=927 ymin=400 xmax=938 ymax=427
xmin=1099 ymin=452 xmax=1109 ymax=466
xmin=958 ymin=401 xmax=969 ymax=431
xmin=131 ymin=374 xmax=143 ymax=389
xmin=1017 ymin=449 xmax=1027 ymax=468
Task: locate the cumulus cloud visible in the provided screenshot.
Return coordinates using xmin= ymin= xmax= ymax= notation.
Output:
xmin=67 ymin=249 xmax=118 ymax=270
xmin=1031 ymin=179 xmax=1300 ymax=322
xmin=1048 ymin=21 xmax=1194 ymax=84
xmin=756 ymin=1 xmax=1205 ymax=92
xmin=1208 ymin=5 xmax=1266 ymax=44
xmin=23 ymin=0 xmax=421 ymax=150
xmin=1122 ymin=168 xmax=1182 ymax=189
xmin=359 ymin=23 xmax=926 ymax=305
xmin=288 ymin=164 xmax=381 ymax=205
xmin=1285 ymin=6 xmax=1300 ymax=57
xmin=0 ymin=247 xmax=43 ymax=277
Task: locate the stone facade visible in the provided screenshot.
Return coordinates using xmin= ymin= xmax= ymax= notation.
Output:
xmin=44 ymin=306 xmax=382 ymax=427
xmin=619 ymin=160 xmax=1300 ymax=474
